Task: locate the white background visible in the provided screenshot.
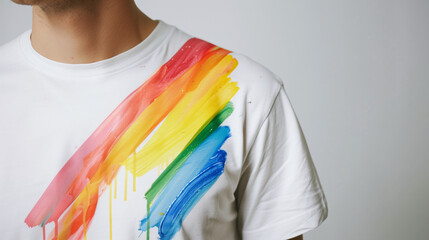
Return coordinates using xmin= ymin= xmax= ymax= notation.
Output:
xmin=1 ymin=1 xmax=429 ymax=239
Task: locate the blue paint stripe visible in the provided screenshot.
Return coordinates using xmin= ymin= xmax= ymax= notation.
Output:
xmin=139 ymin=126 xmax=230 ymax=232
xmin=159 ymin=157 xmax=226 ymax=240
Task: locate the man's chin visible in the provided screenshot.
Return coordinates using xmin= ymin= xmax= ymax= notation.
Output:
xmin=10 ymin=0 xmax=36 ymax=5
xmin=10 ymin=0 xmax=52 ymax=6
xmin=10 ymin=0 xmax=80 ymax=12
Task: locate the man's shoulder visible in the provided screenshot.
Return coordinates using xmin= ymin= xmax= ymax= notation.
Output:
xmin=187 ymin=39 xmax=285 ymax=132
xmin=180 ymin=33 xmax=284 ymax=119
xmin=227 ymin=50 xmax=283 ymax=123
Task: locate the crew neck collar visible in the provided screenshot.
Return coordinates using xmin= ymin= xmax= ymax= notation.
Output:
xmin=19 ymin=19 xmax=173 ymax=79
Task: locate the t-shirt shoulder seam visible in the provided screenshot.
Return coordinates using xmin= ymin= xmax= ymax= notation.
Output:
xmin=242 ymin=81 xmax=284 ymax=165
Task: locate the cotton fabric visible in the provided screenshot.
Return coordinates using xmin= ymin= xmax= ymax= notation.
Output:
xmin=0 ymin=19 xmax=327 ymax=240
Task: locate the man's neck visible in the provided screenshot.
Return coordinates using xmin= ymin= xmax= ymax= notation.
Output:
xmin=31 ymin=0 xmax=158 ymax=64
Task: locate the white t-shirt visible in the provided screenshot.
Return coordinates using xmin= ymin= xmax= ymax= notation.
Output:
xmin=0 ymin=19 xmax=328 ymax=240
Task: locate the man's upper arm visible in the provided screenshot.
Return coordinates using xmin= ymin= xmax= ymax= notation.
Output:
xmin=288 ymin=235 xmax=304 ymax=240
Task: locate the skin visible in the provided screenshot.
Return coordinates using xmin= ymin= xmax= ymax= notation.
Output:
xmin=11 ymin=0 xmax=158 ymax=63
xmin=290 ymin=235 xmax=304 ymax=240
xmin=11 ymin=0 xmax=305 ymax=239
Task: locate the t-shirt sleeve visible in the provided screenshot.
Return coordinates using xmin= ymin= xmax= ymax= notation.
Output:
xmin=235 ymin=83 xmax=328 ymax=240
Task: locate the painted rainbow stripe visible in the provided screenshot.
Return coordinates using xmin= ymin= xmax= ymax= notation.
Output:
xmin=25 ymin=37 xmax=239 ymax=240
